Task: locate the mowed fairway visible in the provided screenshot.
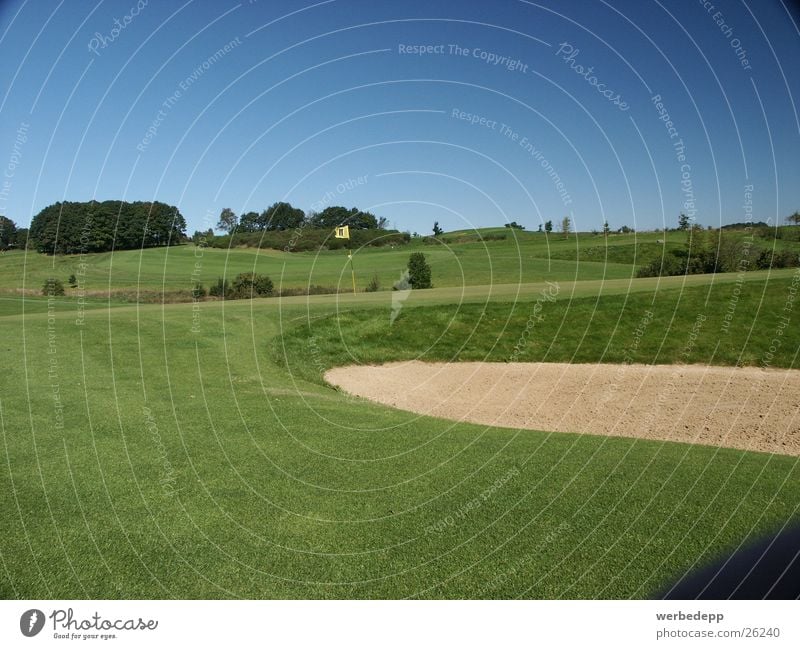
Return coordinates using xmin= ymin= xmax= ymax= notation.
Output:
xmin=1 ymin=235 xmax=799 ymax=599
xmin=0 ymin=230 xmax=684 ymax=296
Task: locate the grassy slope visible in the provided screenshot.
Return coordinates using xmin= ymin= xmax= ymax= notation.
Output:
xmin=1 ymin=268 xmax=799 ymax=599
xmin=0 ymin=230 xmax=698 ymax=297
xmin=278 ymin=274 xmax=800 ymax=376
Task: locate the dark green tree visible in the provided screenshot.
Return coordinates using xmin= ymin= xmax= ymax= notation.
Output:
xmin=678 ymin=213 xmax=690 ymax=230
xmin=238 ymin=211 xmax=261 ymax=232
xmin=29 ymin=200 xmax=186 ymax=254
xmin=0 ymin=216 xmax=17 ymax=249
xmin=260 ymin=202 xmax=305 ymax=231
xmin=310 ymin=206 xmax=378 ymax=230
xmin=407 ymin=252 xmax=432 ymax=289
xmin=786 ymin=211 xmax=800 ymax=225
xmin=432 ymin=221 xmax=443 ymax=236
xmin=544 ymin=220 xmax=553 ymax=233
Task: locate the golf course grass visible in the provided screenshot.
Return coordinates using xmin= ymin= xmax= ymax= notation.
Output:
xmin=1 ymin=232 xmax=799 ymax=599
xmin=0 ymin=230 xmax=696 ymax=297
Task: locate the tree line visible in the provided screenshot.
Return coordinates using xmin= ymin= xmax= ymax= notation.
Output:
xmin=213 ymin=203 xmax=387 ymax=234
xmin=25 ymin=200 xmax=187 ymax=255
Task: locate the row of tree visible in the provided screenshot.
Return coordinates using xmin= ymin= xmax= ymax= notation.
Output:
xmin=27 ymin=200 xmax=187 ymax=254
xmin=215 ymin=203 xmax=387 ymax=234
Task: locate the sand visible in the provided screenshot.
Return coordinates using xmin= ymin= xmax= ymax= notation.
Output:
xmin=325 ymin=361 xmax=800 ymax=456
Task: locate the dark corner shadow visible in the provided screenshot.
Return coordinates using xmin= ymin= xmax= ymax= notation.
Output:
xmin=656 ymin=524 xmax=800 ymax=599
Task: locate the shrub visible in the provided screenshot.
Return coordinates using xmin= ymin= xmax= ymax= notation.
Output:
xmin=636 ymin=254 xmax=686 ymax=278
xmin=365 ymin=274 xmax=381 ymax=292
xmin=208 ymin=278 xmax=230 ymax=298
xmin=407 ymin=252 xmax=432 ymax=289
xmin=68 ymin=273 xmax=77 ymax=287
xmin=231 ymin=272 xmax=273 ymax=298
xmin=42 ymin=278 xmax=65 ymax=296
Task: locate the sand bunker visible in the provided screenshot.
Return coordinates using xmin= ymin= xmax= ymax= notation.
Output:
xmin=325 ymin=362 xmax=800 ymax=456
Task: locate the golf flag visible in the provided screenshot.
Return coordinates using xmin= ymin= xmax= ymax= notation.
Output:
xmin=334 ymin=225 xmax=350 ymax=239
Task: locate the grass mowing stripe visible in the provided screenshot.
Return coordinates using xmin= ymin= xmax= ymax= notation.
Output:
xmin=2 ymin=272 xmax=799 ymax=598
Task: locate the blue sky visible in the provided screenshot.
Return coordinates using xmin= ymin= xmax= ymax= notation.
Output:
xmin=0 ymin=0 xmax=798 ymax=234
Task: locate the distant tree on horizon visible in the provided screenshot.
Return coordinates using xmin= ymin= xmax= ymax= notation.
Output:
xmin=217 ymin=208 xmax=238 ymax=234
xmin=30 ymin=200 xmax=186 ymax=254
xmin=544 ymin=220 xmax=553 ymax=233
xmin=561 ymin=216 xmax=571 ymax=237
xmin=786 ymin=211 xmax=800 ymax=225
xmin=432 ymin=221 xmax=443 ymax=236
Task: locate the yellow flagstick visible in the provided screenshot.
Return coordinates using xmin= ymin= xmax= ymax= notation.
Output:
xmin=334 ymin=225 xmax=356 ymax=294
xmin=348 ymin=249 xmax=356 ymax=295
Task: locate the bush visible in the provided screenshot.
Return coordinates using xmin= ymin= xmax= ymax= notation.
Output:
xmin=365 ymin=274 xmax=381 ymax=292
xmin=68 ymin=274 xmax=77 ymax=287
xmin=407 ymin=252 xmax=432 ymax=289
xmin=42 ymin=278 xmax=65 ymax=296
xmin=636 ymin=254 xmax=686 ymax=278
xmin=208 ymin=278 xmax=230 ymax=298
xmin=230 ymin=272 xmax=273 ymax=298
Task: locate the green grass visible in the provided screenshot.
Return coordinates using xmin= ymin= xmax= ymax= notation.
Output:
xmin=2 ymin=229 xmax=799 ymax=599
xmin=0 ymin=230 xmax=694 ymax=298
xmin=278 ymin=274 xmax=800 ymax=379
xmin=2 ymin=257 xmax=799 ymax=598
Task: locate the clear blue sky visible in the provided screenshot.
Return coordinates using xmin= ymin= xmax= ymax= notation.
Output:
xmin=1 ymin=0 xmax=798 ymax=234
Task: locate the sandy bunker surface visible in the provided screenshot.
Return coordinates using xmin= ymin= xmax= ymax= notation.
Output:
xmin=325 ymin=362 xmax=800 ymax=456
